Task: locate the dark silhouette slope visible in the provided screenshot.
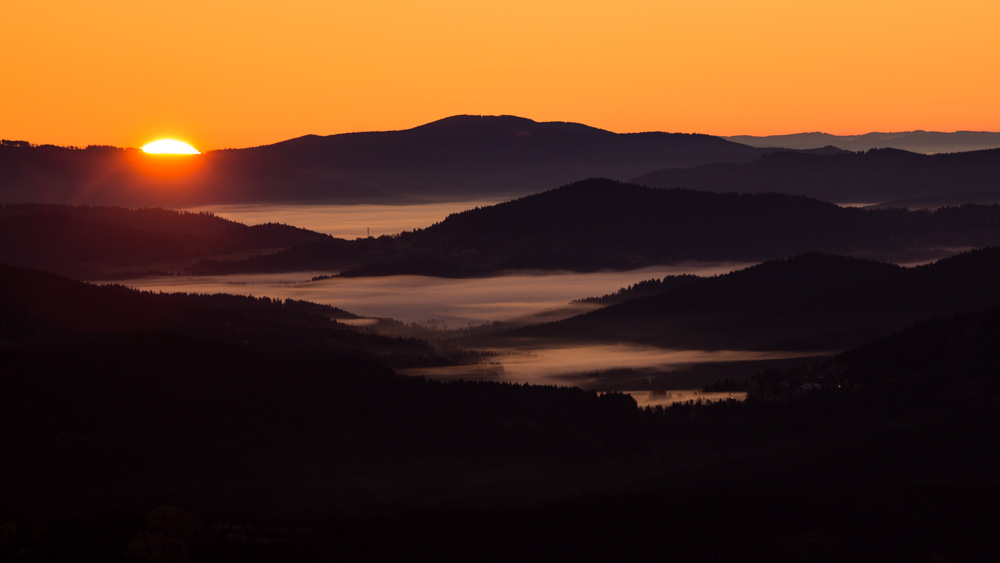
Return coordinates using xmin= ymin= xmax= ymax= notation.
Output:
xmin=752 ymin=305 xmax=1000 ymax=404
xmin=634 ymin=148 xmax=1000 ymax=205
xmin=0 ymin=264 xmax=644 ymax=521
xmin=3 ymin=264 xmax=999 ymax=560
xmin=0 ymin=116 xmax=767 ymax=206
xmin=192 ymin=179 xmax=1000 ymax=276
xmin=0 ymin=204 xmax=330 ymax=278
xmin=515 ymin=248 xmax=1000 ymax=350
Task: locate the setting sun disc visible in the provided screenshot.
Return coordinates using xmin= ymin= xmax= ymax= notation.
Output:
xmin=142 ymin=139 xmax=200 ymax=154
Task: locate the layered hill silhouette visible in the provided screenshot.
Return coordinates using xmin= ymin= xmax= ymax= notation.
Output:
xmin=634 ymin=148 xmax=1000 ymax=206
xmin=0 ymin=264 xmax=649 ymax=525
xmin=0 ymin=204 xmax=330 ymax=278
xmin=0 ymin=116 xmax=769 ymax=206
xmin=514 ymin=249 xmax=1000 ymax=350
xmin=728 ymin=130 xmax=1000 ymax=154
xmin=192 ymin=179 xmax=1000 ymax=276
xmin=4 ymin=264 xmax=1000 ymax=560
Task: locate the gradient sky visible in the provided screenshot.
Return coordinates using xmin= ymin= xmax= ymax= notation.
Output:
xmin=4 ymin=1 xmax=998 ymax=150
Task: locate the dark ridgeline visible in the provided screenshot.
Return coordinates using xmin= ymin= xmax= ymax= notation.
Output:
xmin=513 ymin=248 xmax=1000 ymax=350
xmin=3 ymin=264 xmax=999 ymax=560
xmin=0 ymin=117 xmax=767 ymax=206
xmin=633 ymin=148 xmax=1000 ymax=206
xmin=191 ymin=179 xmax=1000 ymax=277
xmin=0 ymin=204 xmax=330 ymax=279
xmin=727 ymin=129 xmax=1000 ymax=154
xmin=7 ymin=124 xmax=999 ymax=209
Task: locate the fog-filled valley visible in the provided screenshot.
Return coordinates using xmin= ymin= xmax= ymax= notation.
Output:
xmin=3 ymin=120 xmax=1000 ymax=560
xmin=184 ymin=200 xmax=505 ymax=240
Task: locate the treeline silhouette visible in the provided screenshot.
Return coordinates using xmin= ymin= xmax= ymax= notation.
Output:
xmin=192 ymin=179 xmax=1000 ymax=277
xmin=0 ymin=204 xmax=330 ymax=278
xmin=576 ymin=274 xmax=701 ymax=305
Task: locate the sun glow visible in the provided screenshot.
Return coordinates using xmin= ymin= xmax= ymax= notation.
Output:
xmin=141 ymin=139 xmax=200 ymax=155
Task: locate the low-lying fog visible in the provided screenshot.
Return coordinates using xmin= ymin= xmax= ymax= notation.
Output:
xmin=183 ymin=201 xmax=504 ymax=239
xmin=401 ymin=344 xmax=822 ymax=390
xmin=108 ymin=263 xmax=825 ymax=397
xmin=109 ymin=263 xmax=752 ymax=327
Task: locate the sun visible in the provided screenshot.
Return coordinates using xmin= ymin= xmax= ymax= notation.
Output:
xmin=141 ymin=139 xmax=201 ymax=154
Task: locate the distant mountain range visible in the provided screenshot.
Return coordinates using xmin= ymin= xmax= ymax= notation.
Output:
xmin=192 ymin=179 xmax=1000 ymax=277
xmin=514 ymin=249 xmax=1000 ymax=351
xmin=633 ymin=148 xmax=1000 ymax=206
xmin=727 ymin=130 xmax=1000 ymax=154
xmin=0 ymin=116 xmax=770 ymax=206
xmin=5 ymin=117 xmax=997 ymax=207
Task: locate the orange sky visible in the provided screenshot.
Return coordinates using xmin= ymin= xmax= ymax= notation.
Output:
xmin=3 ymin=1 xmax=999 ymax=150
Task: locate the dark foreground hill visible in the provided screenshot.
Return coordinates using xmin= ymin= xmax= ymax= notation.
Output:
xmin=0 ymin=204 xmax=330 ymax=278
xmin=0 ymin=265 xmax=639 ymax=516
xmin=515 ymin=249 xmax=1000 ymax=351
xmin=2 ymin=265 xmax=999 ymax=560
xmin=634 ymin=148 xmax=1000 ymax=206
xmin=0 ymin=116 xmax=768 ymax=206
xmin=192 ymin=179 xmax=1000 ymax=276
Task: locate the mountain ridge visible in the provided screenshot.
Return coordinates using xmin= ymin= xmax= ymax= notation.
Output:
xmin=727 ymin=130 xmax=1000 ymax=154
xmin=633 ymin=148 xmax=1000 ymax=205
xmin=0 ymin=116 xmax=768 ymax=206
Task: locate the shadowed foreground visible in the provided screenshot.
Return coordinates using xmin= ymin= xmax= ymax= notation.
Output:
xmin=2 ymin=265 xmax=998 ymax=561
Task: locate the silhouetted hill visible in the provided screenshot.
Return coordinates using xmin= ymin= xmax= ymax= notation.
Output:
xmin=3 ymin=264 xmax=999 ymax=560
xmin=0 ymin=116 xmax=768 ymax=206
xmin=751 ymin=305 xmax=1000 ymax=404
xmin=634 ymin=148 xmax=1000 ymax=205
xmin=515 ymin=248 xmax=1000 ymax=350
xmin=0 ymin=204 xmax=330 ymax=278
xmin=192 ymin=179 xmax=1000 ymax=276
xmin=728 ymin=130 xmax=1000 ymax=154
xmin=0 ymin=263 xmax=442 ymax=364
xmin=0 ymin=264 xmax=644 ymax=517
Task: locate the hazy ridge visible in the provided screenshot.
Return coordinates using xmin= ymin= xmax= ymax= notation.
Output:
xmin=634 ymin=148 xmax=1000 ymax=206
xmin=728 ymin=130 xmax=1000 ymax=154
xmin=192 ymin=179 xmax=1000 ymax=276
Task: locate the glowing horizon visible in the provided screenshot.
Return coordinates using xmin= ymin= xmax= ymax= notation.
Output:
xmin=4 ymin=1 xmax=1000 ymax=151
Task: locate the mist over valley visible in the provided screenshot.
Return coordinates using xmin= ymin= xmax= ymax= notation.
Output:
xmin=5 ymin=117 xmax=1000 ymax=560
